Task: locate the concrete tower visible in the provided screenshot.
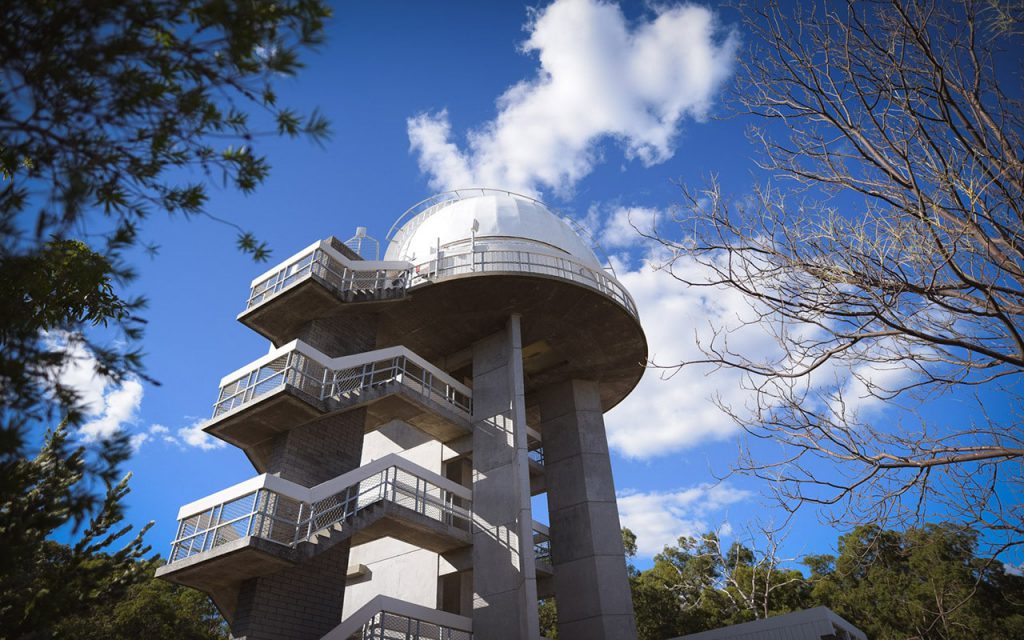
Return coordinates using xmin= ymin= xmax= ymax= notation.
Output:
xmin=157 ymin=189 xmax=648 ymax=640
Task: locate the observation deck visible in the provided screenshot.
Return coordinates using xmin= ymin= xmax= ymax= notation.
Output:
xmin=204 ymin=341 xmax=472 ymax=468
xmin=160 ymin=188 xmax=646 ymax=639
xmin=236 ymin=189 xmax=646 ymax=412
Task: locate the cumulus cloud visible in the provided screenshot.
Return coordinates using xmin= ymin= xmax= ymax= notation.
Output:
xmin=176 ymin=419 xmax=226 ymax=451
xmin=129 ymin=423 xmax=178 ymax=451
xmin=79 ymin=379 xmax=144 ymax=442
xmin=408 ymin=0 xmax=738 ymax=195
xmin=46 ymin=333 xmax=145 ymax=442
xmin=600 ymin=206 xmax=662 ymax=248
xmin=604 ymin=247 xmax=783 ymax=458
xmin=595 ymin=207 xmax=918 ymax=459
xmin=618 ymin=483 xmax=753 ymax=556
xmin=46 ymin=336 xmax=108 ymax=415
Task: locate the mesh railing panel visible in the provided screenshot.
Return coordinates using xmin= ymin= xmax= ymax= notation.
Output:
xmin=169 ymin=489 xmax=303 ymax=562
xmin=168 ymin=465 xmax=472 ymax=565
xmin=411 ymin=248 xmax=638 ymax=320
xmin=247 ymin=248 xmax=412 ymax=309
xmin=534 ymin=537 xmax=552 ymax=564
xmin=213 ymin=349 xmax=471 ymax=420
xmin=360 ymin=611 xmax=472 ymax=640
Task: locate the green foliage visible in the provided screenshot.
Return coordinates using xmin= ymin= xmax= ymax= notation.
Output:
xmin=0 ymin=421 xmax=152 ymax=639
xmin=808 ymin=524 xmax=1024 ymax=640
xmin=629 ymin=531 xmax=812 ymax=639
xmin=0 ymin=0 xmax=331 ymax=479
xmin=616 ymin=523 xmax=1024 ymax=640
xmin=53 ymin=560 xmax=229 ymax=640
xmin=538 ymin=598 xmax=558 ymax=639
xmin=0 ymin=241 xmax=145 ymax=462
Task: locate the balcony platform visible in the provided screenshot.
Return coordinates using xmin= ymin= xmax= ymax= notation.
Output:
xmin=203 ymin=342 xmax=473 ymax=461
xmin=155 ymin=535 xmax=297 ymax=622
xmin=206 ymin=379 xmax=472 ymax=470
xmin=347 ymin=501 xmax=472 ymax=554
xmin=239 ymin=276 xmax=408 ymax=346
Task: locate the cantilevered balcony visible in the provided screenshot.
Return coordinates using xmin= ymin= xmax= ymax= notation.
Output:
xmin=155 ymin=454 xmax=473 ymax=597
xmin=238 ymin=239 xmax=412 ymax=342
xmin=205 ymin=341 xmax=472 ymax=455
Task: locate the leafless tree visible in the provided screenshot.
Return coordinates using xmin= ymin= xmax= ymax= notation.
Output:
xmin=651 ymin=0 xmax=1024 ymax=554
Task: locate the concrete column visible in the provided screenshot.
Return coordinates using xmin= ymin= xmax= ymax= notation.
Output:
xmin=538 ymin=379 xmax=637 ymax=639
xmin=470 ymin=315 xmax=540 ymax=639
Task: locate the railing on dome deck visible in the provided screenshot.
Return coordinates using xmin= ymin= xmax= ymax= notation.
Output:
xmin=386 ymin=188 xmax=549 ymax=248
xmin=242 ymin=233 xmax=639 ymax=320
xmin=212 ymin=342 xmax=473 ymax=420
xmin=245 ymin=242 xmax=410 ymax=309
xmin=167 ymin=455 xmax=473 ymax=564
xmin=410 ymin=249 xmax=639 ymax=320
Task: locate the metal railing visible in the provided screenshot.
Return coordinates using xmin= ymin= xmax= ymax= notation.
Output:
xmin=533 ymin=525 xmax=551 ymax=565
xmin=411 ymin=249 xmax=639 ymax=320
xmin=168 ymin=459 xmax=472 ymax=565
xmin=528 ymin=447 xmax=545 ymax=466
xmin=246 ymin=243 xmax=410 ymax=309
xmin=297 ymin=464 xmax=472 ymax=543
xmin=243 ymin=232 xmax=638 ymax=320
xmin=357 ymin=610 xmax=473 ymax=640
xmin=386 ymin=188 xmax=547 ymax=246
xmin=212 ymin=343 xmax=472 ymax=420
xmin=169 ymin=488 xmax=303 ymax=563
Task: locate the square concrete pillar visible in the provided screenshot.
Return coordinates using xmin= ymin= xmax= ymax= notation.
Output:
xmin=470 ymin=315 xmax=540 ymax=639
xmin=538 ymin=379 xmax=637 ymax=640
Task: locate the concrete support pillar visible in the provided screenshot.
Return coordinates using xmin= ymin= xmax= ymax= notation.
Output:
xmin=538 ymin=379 xmax=637 ymax=639
xmin=470 ymin=315 xmax=540 ymax=639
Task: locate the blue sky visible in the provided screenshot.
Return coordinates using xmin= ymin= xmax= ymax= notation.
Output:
xmin=47 ymin=0 xmax=1016 ymax=568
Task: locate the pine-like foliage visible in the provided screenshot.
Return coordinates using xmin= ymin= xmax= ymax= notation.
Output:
xmin=0 ymin=421 xmax=152 ymax=639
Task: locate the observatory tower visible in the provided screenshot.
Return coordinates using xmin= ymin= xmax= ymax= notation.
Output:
xmin=157 ymin=189 xmax=648 ymax=640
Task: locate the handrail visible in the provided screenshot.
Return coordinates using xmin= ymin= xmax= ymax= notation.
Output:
xmin=409 ymin=248 xmax=640 ymax=320
xmin=245 ymin=239 xmax=411 ymax=310
xmin=212 ymin=341 xmax=472 ymax=420
xmin=167 ymin=455 xmax=472 ymax=564
xmin=533 ymin=521 xmax=551 ymax=564
xmin=242 ymin=233 xmax=639 ymax=321
xmin=322 ymin=595 xmax=472 ymax=640
xmin=386 ymin=188 xmax=548 ymax=244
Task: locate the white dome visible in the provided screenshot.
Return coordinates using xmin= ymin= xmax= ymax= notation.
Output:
xmin=385 ymin=191 xmax=602 ymax=269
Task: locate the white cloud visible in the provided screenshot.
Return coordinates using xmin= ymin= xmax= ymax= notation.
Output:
xmin=600 ymin=206 xmax=662 ymax=248
xmin=618 ymin=483 xmax=752 ymax=556
xmin=408 ymin=0 xmax=738 ymax=195
xmin=45 ymin=332 xmax=145 ymax=443
xmin=79 ymin=379 xmax=144 ymax=442
xmin=176 ymin=419 xmax=226 ymax=451
xmin=605 ymin=249 xmax=784 ymax=458
xmin=831 ymin=357 xmax=918 ymax=421
xmin=45 ymin=335 xmax=108 ymax=415
xmin=129 ymin=432 xmax=149 ymax=451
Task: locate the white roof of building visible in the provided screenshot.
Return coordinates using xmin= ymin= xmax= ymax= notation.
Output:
xmin=384 ymin=190 xmax=602 ymax=269
xmin=672 ymin=607 xmax=868 ymax=640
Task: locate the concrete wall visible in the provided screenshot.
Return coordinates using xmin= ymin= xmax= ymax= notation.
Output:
xmin=342 ymin=420 xmax=446 ymax=618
